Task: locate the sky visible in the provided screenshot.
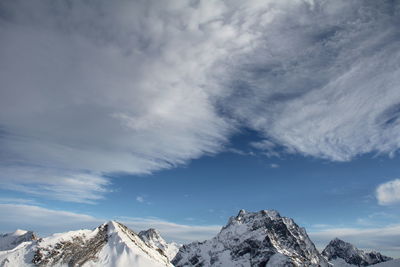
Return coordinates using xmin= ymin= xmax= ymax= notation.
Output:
xmin=0 ymin=0 xmax=400 ymax=258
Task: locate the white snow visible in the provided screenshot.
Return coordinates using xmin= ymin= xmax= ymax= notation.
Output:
xmin=329 ymin=258 xmax=400 ymax=267
xmin=0 ymin=221 xmax=173 ymax=267
xmin=329 ymin=258 xmax=358 ymax=267
xmin=0 ymin=229 xmax=35 ymax=251
xmin=173 ymin=210 xmax=328 ymax=267
xmin=139 ymin=228 xmax=180 ymax=260
xmin=266 ymin=253 xmax=292 ymax=267
xmin=371 ymin=259 xmax=400 ymax=267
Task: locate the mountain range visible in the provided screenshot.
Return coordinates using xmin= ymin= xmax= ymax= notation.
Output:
xmin=0 ymin=210 xmax=397 ymax=267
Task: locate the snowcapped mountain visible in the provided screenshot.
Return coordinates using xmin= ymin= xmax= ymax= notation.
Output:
xmin=322 ymin=238 xmax=392 ymax=266
xmin=139 ymin=228 xmax=180 ymax=260
xmin=0 ymin=229 xmax=37 ymax=251
xmin=0 ymin=221 xmax=174 ymax=267
xmin=172 ymin=209 xmax=329 ymax=267
xmin=0 ymin=212 xmax=397 ymax=267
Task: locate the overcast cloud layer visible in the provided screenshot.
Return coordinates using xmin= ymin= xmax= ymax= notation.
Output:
xmin=1 ymin=0 xmax=400 ymax=202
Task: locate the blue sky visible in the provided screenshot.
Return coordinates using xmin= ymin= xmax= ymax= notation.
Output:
xmin=0 ymin=0 xmax=400 ymax=258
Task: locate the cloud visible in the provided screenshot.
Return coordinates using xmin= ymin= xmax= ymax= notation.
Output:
xmin=1 ymin=0 xmax=400 ymax=202
xmin=219 ymin=0 xmax=400 ymax=161
xmin=0 ymin=166 xmax=110 ymax=203
xmin=0 ymin=0 xmax=232 ymax=202
xmin=0 ymin=203 xmax=104 ymax=236
xmin=310 ymin=224 xmax=400 ymax=257
xmin=0 ymin=202 xmax=221 ymax=244
xmin=121 ymin=217 xmax=221 ymax=244
xmin=136 ymin=196 xmax=144 ymax=203
xmin=376 ymin=179 xmax=400 ymax=205
xmin=270 ymin=163 xmax=279 ymax=168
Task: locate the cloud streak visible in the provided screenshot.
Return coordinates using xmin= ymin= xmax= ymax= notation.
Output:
xmin=0 ymin=0 xmax=400 ymax=201
xmin=0 ymin=202 xmax=220 ymax=244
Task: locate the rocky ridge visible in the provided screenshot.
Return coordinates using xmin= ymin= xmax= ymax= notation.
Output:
xmin=172 ymin=209 xmax=329 ymax=267
xmin=139 ymin=228 xmax=180 ymax=260
xmin=0 ymin=230 xmax=38 ymax=251
xmin=322 ymin=238 xmax=392 ymax=266
xmin=0 ymin=221 xmax=174 ymax=267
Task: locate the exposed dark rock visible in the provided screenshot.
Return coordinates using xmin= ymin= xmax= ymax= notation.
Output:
xmin=32 ymin=224 xmax=108 ymax=266
xmin=322 ymin=238 xmax=392 ymax=266
xmin=173 ymin=210 xmax=328 ymax=267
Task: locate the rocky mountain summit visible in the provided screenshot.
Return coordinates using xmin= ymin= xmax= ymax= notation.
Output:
xmin=0 ymin=211 xmax=396 ymax=267
xmin=139 ymin=228 xmax=180 ymax=260
xmin=0 ymin=230 xmax=38 ymax=251
xmin=322 ymin=238 xmax=392 ymax=266
xmin=172 ymin=209 xmax=329 ymax=267
xmin=0 ymin=221 xmax=175 ymax=267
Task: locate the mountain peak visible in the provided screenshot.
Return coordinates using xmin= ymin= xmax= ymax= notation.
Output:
xmin=322 ymin=238 xmax=392 ymax=266
xmin=12 ymin=229 xmax=28 ymax=236
xmin=0 ymin=229 xmax=38 ymax=251
xmin=174 ymin=209 xmax=328 ymax=267
xmin=140 ymin=228 xmax=161 ymax=239
xmin=139 ymin=228 xmax=180 ymax=261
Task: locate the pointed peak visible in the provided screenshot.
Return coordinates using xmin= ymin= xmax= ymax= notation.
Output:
xmin=99 ymin=220 xmax=125 ymax=233
xmin=12 ymin=229 xmax=28 ymax=236
xmin=139 ymin=228 xmax=163 ymax=240
xmin=238 ymin=209 xmax=246 ymax=216
xmin=234 ymin=209 xmax=281 ymax=220
xmin=261 ymin=209 xmax=280 ymax=218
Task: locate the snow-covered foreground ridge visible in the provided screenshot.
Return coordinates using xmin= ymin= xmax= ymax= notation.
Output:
xmin=0 ymin=221 xmax=178 ymax=267
xmin=0 ymin=210 xmax=397 ymax=267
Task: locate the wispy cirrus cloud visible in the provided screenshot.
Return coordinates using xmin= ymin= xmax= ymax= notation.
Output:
xmin=0 ymin=0 xmax=400 ymax=203
xmin=219 ymin=0 xmax=400 ymax=162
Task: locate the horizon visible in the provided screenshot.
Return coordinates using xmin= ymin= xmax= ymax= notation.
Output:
xmin=1 ymin=0 xmax=400 ymax=260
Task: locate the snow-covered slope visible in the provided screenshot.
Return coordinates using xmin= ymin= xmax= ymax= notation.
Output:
xmin=330 ymin=258 xmax=400 ymax=267
xmin=371 ymin=259 xmax=400 ymax=267
xmin=139 ymin=228 xmax=180 ymax=260
xmin=0 ymin=230 xmax=37 ymax=251
xmin=0 ymin=221 xmax=173 ymax=267
xmin=1 ymin=214 xmax=396 ymax=267
xmin=172 ymin=209 xmax=329 ymax=267
xmin=323 ymin=238 xmax=392 ymax=266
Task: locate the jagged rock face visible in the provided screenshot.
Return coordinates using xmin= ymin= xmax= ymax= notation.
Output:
xmin=0 ymin=221 xmax=173 ymax=267
xmin=32 ymin=224 xmax=108 ymax=266
xmin=322 ymin=238 xmax=392 ymax=266
xmin=172 ymin=210 xmax=328 ymax=267
xmin=139 ymin=228 xmax=180 ymax=260
xmin=0 ymin=230 xmax=38 ymax=251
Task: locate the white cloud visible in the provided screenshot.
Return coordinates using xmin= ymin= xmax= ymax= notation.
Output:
xmin=136 ymin=196 xmax=144 ymax=203
xmin=0 ymin=203 xmax=103 ymax=236
xmin=0 ymin=202 xmax=221 ymax=244
xmin=0 ymin=0 xmax=400 ymax=202
xmin=0 ymin=166 xmax=109 ymax=204
xmin=219 ymin=0 xmax=400 ymax=161
xmin=376 ymin=179 xmax=400 ymax=205
xmin=0 ymin=0 xmax=232 ymax=202
xmin=270 ymin=163 xmax=279 ymax=168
